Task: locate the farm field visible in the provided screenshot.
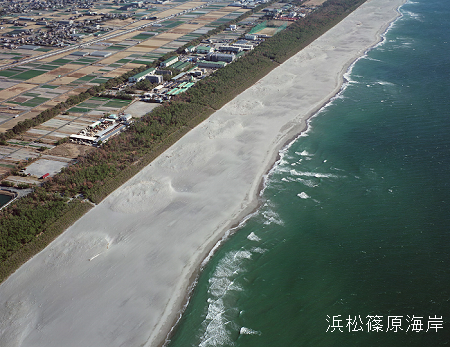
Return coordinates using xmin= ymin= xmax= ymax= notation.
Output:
xmin=0 ymin=0 xmax=244 ymax=133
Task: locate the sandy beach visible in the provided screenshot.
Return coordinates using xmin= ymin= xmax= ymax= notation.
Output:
xmin=0 ymin=0 xmax=406 ymax=346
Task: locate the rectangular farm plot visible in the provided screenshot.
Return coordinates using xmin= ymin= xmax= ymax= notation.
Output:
xmin=11 ymin=70 xmax=48 ymax=81
xmin=90 ymin=78 xmax=110 ymax=84
xmin=0 ymin=83 xmax=37 ymax=100
xmin=39 ymin=65 xmax=60 ymax=71
xmin=102 ymin=99 xmax=132 ymax=108
xmin=162 ymin=20 xmax=185 ymax=28
xmin=21 ymin=97 xmax=50 ymax=107
xmin=0 ymin=69 xmax=21 ymax=78
xmin=51 ymin=58 xmax=72 ymax=65
xmin=132 ymin=33 xmax=155 ymax=40
xmin=68 ymin=107 xmax=92 ymax=113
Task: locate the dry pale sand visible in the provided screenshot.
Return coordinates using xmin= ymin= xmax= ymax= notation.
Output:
xmin=0 ymin=0 xmax=406 ymax=346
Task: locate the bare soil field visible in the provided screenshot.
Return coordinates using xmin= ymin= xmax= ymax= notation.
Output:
xmin=169 ymin=23 xmax=204 ymax=34
xmin=69 ymin=65 xmax=102 ymax=77
xmin=102 ymin=67 xmax=131 ymax=77
xmin=47 ymin=64 xmax=82 ymax=76
xmin=49 ymin=76 xmax=78 ymax=85
xmin=122 ymin=63 xmax=144 ymax=70
xmin=0 ymin=110 xmax=41 ymax=133
xmin=12 ymin=97 xmax=28 ymax=103
xmin=41 ymin=52 xmax=71 ymax=63
xmin=0 ymin=83 xmax=37 ymax=100
xmin=106 ymin=31 xmax=143 ymax=43
xmin=303 ymin=0 xmax=327 ymax=5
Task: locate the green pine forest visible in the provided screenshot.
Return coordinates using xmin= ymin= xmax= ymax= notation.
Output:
xmin=0 ymin=0 xmax=367 ymax=283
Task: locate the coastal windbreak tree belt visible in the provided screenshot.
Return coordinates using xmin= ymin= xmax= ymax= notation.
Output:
xmin=0 ymin=0 xmax=367 ymax=283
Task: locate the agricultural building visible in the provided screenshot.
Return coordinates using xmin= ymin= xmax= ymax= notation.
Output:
xmin=70 ymin=51 xmax=90 ymax=56
xmin=120 ymin=114 xmax=133 ymax=123
xmin=232 ymin=43 xmax=254 ymax=50
xmin=147 ymin=74 xmax=163 ymax=84
xmin=209 ymin=53 xmax=235 ymax=63
xmin=91 ymin=51 xmax=112 ymax=57
xmin=218 ymin=45 xmax=242 ymax=53
xmin=172 ymin=72 xmax=187 ymax=81
xmin=197 ymin=60 xmax=227 ymax=69
xmin=171 ymin=60 xmax=191 ymax=71
xmin=196 ymin=46 xmax=213 ymax=54
xmin=19 ymin=45 xmax=40 ymax=50
xmin=155 ymin=69 xmax=172 ymax=76
xmin=244 ymin=34 xmax=258 ymax=40
xmin=129 ymin=67 xmax=156 ymax=82
xmin=160 ymin=56 xmax=179 ymax=67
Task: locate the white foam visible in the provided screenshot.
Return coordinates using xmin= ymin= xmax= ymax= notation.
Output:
xmin=262 ymin=209 xmax=284 ymax=226
xmin=296 ymin=178 xmax=318 ymax=188
xmin=200 ymin=209 xmax=259 ymax=269
xmin=198 ymin=247 xmax=255 ymax=347
xmin=297 ymin=192 xmax=310 ymax=199
xmin=199 ymin=298 xmax=234 ymax=347
xmin=239 ymin=327 xmax=261 ymax=335
xmin=363 ymin=56 xmax=382 ymax=62
xmin=251 ymin=247 xmax=266 ymax=254
xmin=247 ymin=232 xmax=261 ymax=242
xmin=377 ymin=81 xmax=395 ymax=86
xmin=403 ymin=10 xmax=422 ymax=21
xmin=290 ymin=169 xmax=339 ymax=178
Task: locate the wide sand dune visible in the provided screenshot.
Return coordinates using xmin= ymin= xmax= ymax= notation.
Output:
xmin=0 ymin=0 xmax=405 ymax=346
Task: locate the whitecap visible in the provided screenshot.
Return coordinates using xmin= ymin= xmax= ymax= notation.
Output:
xmin=240 ymin=327 xmax=261 ymax=335
xmin=295 ymin=178 xmax=318 ymax=188
xmin=247 ymin=232 xmax=261 ymax=242
xmin=297 ymin=192 xmax=310 ymax=199
xmin=251 ymin=247 xmax=267 ymax=254
xmin=377 ymin=81 xmax=395 ymax=86
xmin=262 ymin=209 xmax=284 ymax=225
xmin=290 ymin=169 xmax=339 ymax=178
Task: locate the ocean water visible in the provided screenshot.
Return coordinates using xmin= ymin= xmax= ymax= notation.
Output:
xmin=167 ymin=1 xmax=450 ymax=346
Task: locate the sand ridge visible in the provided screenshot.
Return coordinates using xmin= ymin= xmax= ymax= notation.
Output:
xmin=0 ymin=1 xmax=406 ymax=346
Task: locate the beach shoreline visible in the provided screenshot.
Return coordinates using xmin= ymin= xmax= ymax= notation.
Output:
xmin=152 ymin=1 xmax=408 ymax=345
xmin=0 ymin=1 xmax=407 ymax=347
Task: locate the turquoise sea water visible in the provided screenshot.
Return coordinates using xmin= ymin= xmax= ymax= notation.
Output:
xmin=167 ymin=1 xmax=450 ymax=346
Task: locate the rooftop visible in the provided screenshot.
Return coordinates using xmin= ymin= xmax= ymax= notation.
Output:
xmin=133 ymin=67 xmax=156 ymax=79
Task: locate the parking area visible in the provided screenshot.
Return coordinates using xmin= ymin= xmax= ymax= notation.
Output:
xmin=23 ymin=159 xmax=69 ymax=178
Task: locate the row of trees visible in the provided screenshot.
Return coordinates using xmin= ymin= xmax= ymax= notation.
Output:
xmin=0 ymin=0 xmax=368 ymax=283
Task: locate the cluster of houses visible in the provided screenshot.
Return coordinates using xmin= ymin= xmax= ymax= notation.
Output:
xmin=230 ymin=0 xmax=270 ymax=9
xmin=0 ymin=0 xmax=95 ymax=16
xmin=0 ymin=7 xmax=134 ymax=48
